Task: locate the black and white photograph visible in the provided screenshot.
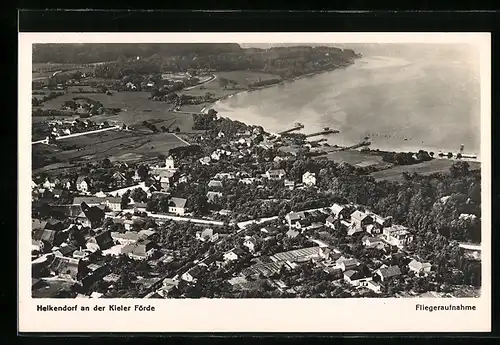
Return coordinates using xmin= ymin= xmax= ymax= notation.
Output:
xmin=19 ymin=32 xmax=491 ymax=332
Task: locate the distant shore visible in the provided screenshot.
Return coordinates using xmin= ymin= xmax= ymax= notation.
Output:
xmin=180 ymin=61 xmax=358 ymax=115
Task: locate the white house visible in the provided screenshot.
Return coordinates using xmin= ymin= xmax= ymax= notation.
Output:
xmin=168 ymin=197 xmax=187 ymax=216
xmin=165 ymin=156 xmax=175 ymax=170
xmin=223 ymin=248 xmax=245 ymax=262
xmin=195 ymin=228 xmax=218 ymax=242
xmin=343 ymin=270 xmax=373 ymax=287
xmin=408 ymin=259 xmax=432 ymax=276
xmin=76 ymin=176 xmax=90 ymax=193
xmin=362 ymin=236 xmax=386 ymax=249
xmin=181 ymin=266 xmax=204 ymax=283
xmin=365 ymin=280 xmax=382 ymax=293
xmin=302 ymin=172 xmax=317 ymax=186
xmin=339 ymin=258 xmax=360 ymax=272
xmin=382 ymin=225 xmax=413 ymax=248
xmin=265 ymin=169 xmax=286 ymax=180
xmin=104 ymin=197 xmax=122 ymax=212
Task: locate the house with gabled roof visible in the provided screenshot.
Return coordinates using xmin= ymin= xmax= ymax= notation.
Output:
xmin=86 ymin=230 xmax=114 ymax=252
xmin=302 ymin=172 xmax=316 ymax=186
xmin=223 ymin=248 xmax=246 ymax=262
xmin=350 ymin=210 xmax=374 ymax=230
xmin=208 ymin=180 xmax=223 ymax=189
xmin=111 ymin=171 xmax=128 ymax=187
xmin=343 ymin=269 xmax=373 ymax=287
xmin=331 ymin=203 xmax=350 ymax=220
xmin=122 ymin=239 xmax=157 ymax=261
xmin=54 ymin=244 xmax=77 ymax=257
xmin=168 ymin=197 xmax=187 ymax=215
xmin=362 ymin=236 xmax=386 ymax=249
xmin=111 ymin=231 xmax=140 ymax=245
xmin=408 ymin=259 xmax=432 ymax=276
xmin=376 ymin=265 xmax=402 ymax=282
xmin=195 ymin=228 xmax=218 ymax=242
xmin=382 ymin=225 xmax=413 ymax=248
xmin=265 ymin=169 xmax=286 ymax=180
xmin=76 ymin=176 xmax=91 ymax=193
xmin=181 ymin=265 xmax=206 ymax=283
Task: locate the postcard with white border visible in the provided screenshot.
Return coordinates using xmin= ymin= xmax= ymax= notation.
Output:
xmin=19 ymin=32 xmax=491 ymax=333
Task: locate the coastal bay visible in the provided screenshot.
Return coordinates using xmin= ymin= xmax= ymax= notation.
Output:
xmin=212 ymin=44 xmax=481 ymax=157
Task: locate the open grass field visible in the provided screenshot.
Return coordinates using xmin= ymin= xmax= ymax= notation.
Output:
xmin=34 ymin=91 xmax=195 ymax=132
xmin=182 ymin=71 xmax=280 ymax=99
xmin=33 ymin=129 xmax=188 ymax=175
xmin=370 ymin=158 xmax=481 ymax=182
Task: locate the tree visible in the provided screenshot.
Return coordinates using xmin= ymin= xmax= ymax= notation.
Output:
xmin=137 ymin=164 xmax=149 ymax=180
xmin=121 ymin=193 xmax=130 ymax=210
xmin=130 ymin=188 xmax=148 ymax=203
xmin=447 ymin=152 xmax=453 ymax=159
xmin=449 ymin=161 xmax=470 ymax=178
xmin=158 ymin=197 xmax=172 ymax=213
xmin=102 ymin=158 xmax=111 ymax=168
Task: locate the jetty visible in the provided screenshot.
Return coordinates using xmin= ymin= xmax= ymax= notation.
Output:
xmin=305 ymin=127 xmax=340 ymax=138
xmin=336 ymin=140 xmax=371 ymax=151
xmin=278 ymin=122 xmax=304 ymax=135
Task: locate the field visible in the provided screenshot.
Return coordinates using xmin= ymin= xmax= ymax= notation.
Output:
xmin=32 ymin=129 xmax=188 ymax=175
xmin=370 ymin=158 xmax=481 ymax=182
xmin=34 ymin=91 xmax=195 ymax=132
xmin=181 ymin=71 xmax=281 ymax=101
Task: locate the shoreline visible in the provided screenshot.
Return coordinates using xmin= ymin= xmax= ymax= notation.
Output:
xmin=188 ymin=61 xmax=358 ymax=115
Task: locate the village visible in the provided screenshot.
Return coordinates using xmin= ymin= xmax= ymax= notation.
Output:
xmin=31 ymin=119 xmax=481 ymax=299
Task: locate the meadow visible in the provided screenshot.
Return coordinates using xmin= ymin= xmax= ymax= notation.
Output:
xmin=370 ymin=158 xmax=481 ymax=182
xmin=33 ymin=129 xmax=188 ymax=175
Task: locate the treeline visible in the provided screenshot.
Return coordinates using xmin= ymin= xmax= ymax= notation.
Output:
xmin=380 ymin=150 xmax=432 ymax=165
xmin=33 ymin=43 xmax=243 ymax=63
xmin=89 ymin=46 xmax=360 ymax=80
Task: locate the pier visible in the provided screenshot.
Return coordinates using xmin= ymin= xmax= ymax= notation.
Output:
xmin=335 ymin=140 xmax=371 ymax=151
xmin=278 ymin=122 xmax=304 ymax=135
xmin=305 ymin=128 xmax=340 ymax=138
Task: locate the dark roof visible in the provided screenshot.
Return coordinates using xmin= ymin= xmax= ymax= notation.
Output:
xmin=378 ymin=265 xmax=402 ymax=279
xmin=95 ymin=231 xmax=114 ymax=250
xmin=57 ymin=244 xmax=77 ymax=256
xmin=73 ymin=196 xmax=105 ymax=205
xmin=122 ymin=240 xmax=155 ymax=257
xmin=169 ymin=197 xmax=187 ymax=209
xmin=344 ymin=269 xmax=370 ymax=281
